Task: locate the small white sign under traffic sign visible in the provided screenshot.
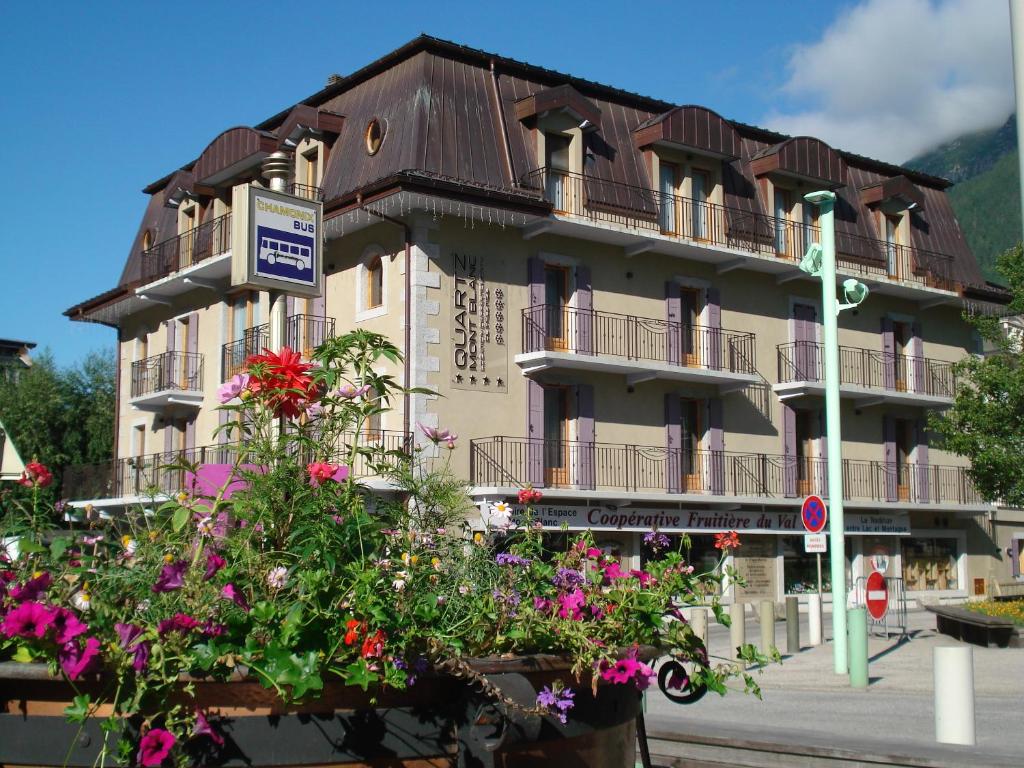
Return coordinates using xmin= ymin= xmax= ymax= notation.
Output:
xmin=804 ymin=533 xmax=827 ymax=553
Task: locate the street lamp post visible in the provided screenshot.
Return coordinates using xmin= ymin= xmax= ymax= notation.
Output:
xmin=801 ymin=190 xmax=869 ymax=676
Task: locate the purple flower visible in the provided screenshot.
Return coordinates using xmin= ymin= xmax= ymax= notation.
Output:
xmin=138 ymin=728 xmax=175 ymax=767
xmin=536 ymin=685 xmax=575 ymax=724
xmin=337 ymin=383 xmax=371 ymax=400
xmin=1 ymin=601 xmax=57 ymax=638
xmin=418 ymin=422 xmax=453 ymax=444
xmin=552 ymin=568 xmax=584 ymax=590
xmin=52 ymin=608 xmax=88 ymax=644
xmin=643 ymin=531 xmax=671 ymax=552
xmin=152 ymin=561 xmax=188 ymax=593
xmin=115 ymin=622 xmax=150 ymax=672
xmin=203 ymin=552 xmax=226 ymax=581
xmin=495 ymin=553 xmax=531 ymax=567
xmin=217 ymin=373 xmax=250 ymax=404
xmin=221 ymin=583 xmax=250 ymax=612
xmin=533 ymin=596 xmax=553 ymax=614
xmin=10 ymin=572 xmax=52 ymax=602
xmin=157 ymin=613 xmax=200 ymax=636
xmin=193 ymin=708 xmax=224 ymax=746
xmin=58 ymin=636 xmax=101 ymax=680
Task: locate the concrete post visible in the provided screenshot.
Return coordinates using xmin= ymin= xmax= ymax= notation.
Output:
xmin=690 ymin=607 xmax=708 ymax=645
xmin=786 ymin=596 xmax=800 ymax=654
xmin=807 ymin=593 xmax=823 ymax=646
xmin=935 ymin=646 xmax=975 ymax=746
xmin=848 ymin=607 xmax=868 ymax=687
xmin=759 ymin=600 xmax=775 ymax=656
xmin=729 ymin=602 xmax=746 ymax=667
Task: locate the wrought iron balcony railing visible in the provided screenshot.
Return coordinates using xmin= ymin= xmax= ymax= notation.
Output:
xmin=522 ymin=304 xmax=756 ymax=374
xmin=286 ymin=182 xmax=324 ymax=201
xmin=222 ymin=315 xmax=336 ymax=380
xmin=130 ymin=352 xmax=203 ymax=398
xmin=62 ymin=430 xmax=413 ymax=501
xmin=521 ymin=168 xmax=956 ymax=292
xmin=140 ymin=213 xmax=232 ymax=283
xmin=470 ymin=436 xmax=982 ymax=505
xmin=777 ymin=341 xmax=956 ymax=398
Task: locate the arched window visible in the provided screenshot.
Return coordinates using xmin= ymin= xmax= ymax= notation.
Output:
xmin=141 ymin=229 xmax=153 ymax=252
xmin=366 ymin=256 xmax=383 ymax=309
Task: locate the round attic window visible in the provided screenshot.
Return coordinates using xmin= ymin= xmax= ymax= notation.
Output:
xmin=365 ymin=118 xmax=385 ymax=155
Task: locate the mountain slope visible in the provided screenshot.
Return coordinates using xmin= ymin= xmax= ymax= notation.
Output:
xmin=906 ymin=115 xmax=1020 ymax=284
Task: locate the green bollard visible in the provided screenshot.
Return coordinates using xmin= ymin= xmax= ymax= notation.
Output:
xmin=848 ymin=607 xmax=869 ymax=688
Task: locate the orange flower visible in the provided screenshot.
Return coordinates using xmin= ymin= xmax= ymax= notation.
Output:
xmin=360 ymin=629 xmax=387 ymax=659
xmin=344 ymin=619 xmax=363 ymax=646
xmin=246 ymin=347 xmax=316 ymax=419
xmin=714 ymin=531 xmax=741 ymax=550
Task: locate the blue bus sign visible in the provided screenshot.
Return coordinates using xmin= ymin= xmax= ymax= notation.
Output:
xmin=232 ymin=185 xmax=322 ymax=297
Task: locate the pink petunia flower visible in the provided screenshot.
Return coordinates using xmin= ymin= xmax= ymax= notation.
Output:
xmin=152 ymin=561 xmax=188 ymax=593
xmin=52 ymin=608 xmax=89 ymax=644
xmin=1 ymin=601 xmax=57 ymax=638
xmin=138 ymin=728 xmax=175 ymax=767
xmin=9 ymin=572 xmax=52 ymax=602
xmin=58 ymin=636 xmax=101 ymax=680
xmin=557 ymin=589 xmax=586 ymax=621
xmin=217 ymin=373 xmax=250 ymax=404
xmin=192 ymin=709 xmax=224 ymax=746
xmin=157 ymin=613 xmax=200 ymax=636
xmin=221 ymin=583 xmax=250 ymax=612
xmin=203 ymin=552 xmax=226 ymax=581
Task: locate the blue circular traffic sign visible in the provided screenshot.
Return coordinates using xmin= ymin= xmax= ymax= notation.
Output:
xmin=801 ymin=495 xmax=828 ymax=534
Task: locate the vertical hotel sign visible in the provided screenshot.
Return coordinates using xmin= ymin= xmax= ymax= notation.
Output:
xmin=231 ymin=184 xmax=323 ymax=297
xmin=450 ymin=251 xmax=507 ymax=392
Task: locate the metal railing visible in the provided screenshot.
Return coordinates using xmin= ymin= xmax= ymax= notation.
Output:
xmin=130 ymin=352 xmax=203 ymax=398
xmin=777 ymin=341 xmax=956 ymax=397
xmin=62 ymin=430 xmax=413 ymax=501
xmin=140 ymin=213 xmax=232 ymax=283
xmin=521 ymin=168 xmax=956 ymax=292
xmin=287 ymin=183 xmax=324 ymax=201
xmin=470 ymin=436 xmax=981 ymax=504
xmin=221 ymin=315 xmax=336 ymax=380
xmin=522 ymin=305 xmax=756 ymax=374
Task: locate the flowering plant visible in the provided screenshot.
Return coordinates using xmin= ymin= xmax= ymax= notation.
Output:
xmin=0 ymin=330 xmax=767 ymax=765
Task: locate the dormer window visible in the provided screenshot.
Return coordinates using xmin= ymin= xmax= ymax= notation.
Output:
xmin=544 ymin=132 xmax=573 ymax=212
xmin=294 ymin=138 xmax=324 ymax=200
xmin=655 ymin=156 xmax=721 ymax=240
xmin=859 ymin=176 xmax=924 ymax=282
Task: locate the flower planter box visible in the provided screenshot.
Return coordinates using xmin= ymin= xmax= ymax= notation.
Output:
xmin=0 ymin=654 xmax=645 ymax=767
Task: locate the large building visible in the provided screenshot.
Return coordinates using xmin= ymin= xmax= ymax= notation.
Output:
xmin=64 ymin=36 xmax=1022 ymax=605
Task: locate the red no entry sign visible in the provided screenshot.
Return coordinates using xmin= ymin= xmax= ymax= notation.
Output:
xmin=801 ymin=495 xmax=828 ymax=534
xmin=866 ymin=571 xmax=889 ymax=620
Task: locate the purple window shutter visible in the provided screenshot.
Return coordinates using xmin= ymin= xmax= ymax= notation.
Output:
xmin=185 ymin=414 xmax=196 ymax=452
xmin=911 ymin=320 xmax=924 ymax=393
xmin=527 ymin=378 xmax=545 ymax=487
xmin=707 ymin=286 xmax=722 ymax=370
xmin=575 ymin=384 xmax=595 ymax=489
xmin=881 ymin=318 xmax=895 ymax=390
xmin=708 ymin=397 xmax=724 ymax=495
xmin=817 ymin=409 xmax=827 ymax=498
xmin=187 ymin=313 xmax=199 ymax=390
xmin=883 ymin=415 xmax=897 ymax=502
xmin=575 ymin=265 xmax=593 ymax=355
xmin=916 ymin=418 xmax=930 ymax=503
xmin=665 ymin=282 xmax=682 ymax=366
xmin=1012 ymin=539 xmax=1021 ymax=579
xmin=166 ymin=320 xmax=176 ymax=353
xmin=527 ymin=257 xmax=546 ymax=352
xmin=665 ymin=394 xmax=682 ymax=493
xmin=782 ymin=404 xmax=797 ymax=497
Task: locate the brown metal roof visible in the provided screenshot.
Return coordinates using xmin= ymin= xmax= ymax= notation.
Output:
xmin=192 ymin=127 xmax=278 ymax=186
xmin=859 ymin=175 xmax=925 ymax=211
xmin=276 ymin=105 xmax=345 ymax=149
xmin=514 ymin=84 xmax=601 ymax=127
xmin=633 ymin=105 xmax=741 ymax=159
xmin=750 ymin=137 xmax=848 ymax=188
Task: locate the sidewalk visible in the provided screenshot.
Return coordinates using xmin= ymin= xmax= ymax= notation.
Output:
xmin=645 ymin=609 xmax=1024 ymax=766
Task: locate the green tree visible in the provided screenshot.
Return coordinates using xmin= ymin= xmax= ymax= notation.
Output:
xmin=932 ymin=243 xmax=1024 ymax=505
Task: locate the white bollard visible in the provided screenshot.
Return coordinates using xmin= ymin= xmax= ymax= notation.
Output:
xmin=690 ymin=607 xmax=708 ymax=644
xmin=730 ymin=602 xmax=746 ymax=667
xmin=934 ymin=646 xmax=975 ymax=746
xmin=807 ymin=593 xmax=823 ymax=647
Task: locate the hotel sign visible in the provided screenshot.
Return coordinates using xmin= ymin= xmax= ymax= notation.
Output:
xmin=231 ymin=184 xmax=323 ymax=297
xmin=500 ymin=504 xmax=910 ymax=536
xmin=450 ymin=252 xmax=507 ymax=392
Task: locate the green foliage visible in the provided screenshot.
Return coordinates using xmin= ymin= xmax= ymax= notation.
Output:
xmin=931 ymin=244 xmax=1024 ymax=505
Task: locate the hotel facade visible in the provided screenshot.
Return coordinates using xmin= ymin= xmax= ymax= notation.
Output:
xmin=64 ymin=36 xmax=1024 ymax=606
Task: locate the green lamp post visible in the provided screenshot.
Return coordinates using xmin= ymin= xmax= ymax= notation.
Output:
xmin=800 ymin=190 xmax=869 ymax=675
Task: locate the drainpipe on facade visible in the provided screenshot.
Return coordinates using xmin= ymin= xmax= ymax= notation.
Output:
xmin=362 ymin=205 xmax=412 ymax=444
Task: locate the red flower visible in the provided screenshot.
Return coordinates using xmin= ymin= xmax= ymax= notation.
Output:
xmin=714 ymin=531 xmax=741 ymax=550
xmin=344 ymin=619 xmax=363 ymax=646
xmin=517 ymin=488 xmax=543 ymax=505
xmin=307 ymin=461 xmax=346 ymax=487
xmin=18 ymin=461 xmax=53 ymax=488
xmin=360 ymin=629 xmax=387 ymax=659
xmin=246 ymin=347 xmax=316 ymax=419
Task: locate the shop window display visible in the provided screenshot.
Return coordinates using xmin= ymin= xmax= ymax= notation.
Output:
xmin=902 ymin=537 xmax=959 ymax=591
xmin=781 ymin=536 xmax=852 ymax=594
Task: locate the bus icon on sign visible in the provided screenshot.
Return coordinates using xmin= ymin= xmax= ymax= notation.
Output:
xmin=255 ymin=226 xmax=314 ymax=279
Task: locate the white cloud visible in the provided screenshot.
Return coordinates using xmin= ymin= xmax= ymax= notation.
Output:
xmin=763 ymin=0 xmax=1013 ymax=163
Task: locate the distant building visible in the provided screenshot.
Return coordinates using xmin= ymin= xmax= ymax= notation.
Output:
xmin=0 ymin=339 xmax=35 ymax=383
xmin=0 ymin=418 xmax=26 ymax=483
xmin=63 ymin=35 xmax=1021 ymax=604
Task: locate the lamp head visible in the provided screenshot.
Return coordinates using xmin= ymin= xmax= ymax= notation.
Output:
xmin=842 ymin=278 xmax=869 ymax=307
xmin=799 ymin=243 xmax=823 ymax=276
xmin=804 ymin=190 xmax=836 ymax=205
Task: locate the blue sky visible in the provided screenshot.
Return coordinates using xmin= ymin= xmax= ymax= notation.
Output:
xmin=0 ymin=0 xmax=1011 ymax=366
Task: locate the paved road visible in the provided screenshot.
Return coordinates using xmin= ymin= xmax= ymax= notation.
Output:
xmin=643 ymin=609 xmax=1024 ymax=765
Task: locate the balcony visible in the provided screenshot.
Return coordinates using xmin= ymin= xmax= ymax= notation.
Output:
xmin=222 ymin=314 xmax=336 ymax=379
xmin=287 ymin=182 xmax=324 ymax=201
xmin=130 ymin=352 xmax=204 ymax=409
xmin=520 ymin=168 xmax=958 ymax=300
xmin=470 ymin=436 xmax=985 ymax=510
xmin=137 ymin=214 xmax=232 ymax=298
xmin=775 ymin=341 xmax=956 ymax=407
xmin=518 ymin=305 xmax=758 ymax=390
xmin=62 ymin=430 xmax=412 ymax=503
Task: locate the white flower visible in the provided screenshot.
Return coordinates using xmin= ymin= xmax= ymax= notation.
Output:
xmin=197 ymin=516 xmax=214 ymax=536
xmin=393 ymin=571 xmax=410 ymax=592
xmin=121 ymin=535 xmax=138 ymax=555
xmin=266 ymin=566 xmax=288 ymax=589
xmin=71 ymin=591 xmax=91 ymax=612
xmin=458 ymin=585 xmax=470 ymax=595
xmin=136 ymin=599 xmax=151 ymax=611
xmin=485 ymin=501 xmax=513 ymax=530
